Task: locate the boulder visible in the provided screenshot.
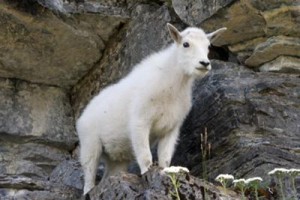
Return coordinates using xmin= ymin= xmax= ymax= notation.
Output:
xmin=259 ymin=56 xmax=300 ymax=74
xmin=245 ymin=36 xmax=300 ymax=67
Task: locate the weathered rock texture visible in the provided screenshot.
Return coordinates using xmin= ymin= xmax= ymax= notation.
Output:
xmin=173 ymin=60 xmax=300 ymax=199
xmin=172 ymin=0 xmax=235 ymax=26
xmin=0 ymin=1 xmax=126 ymax=88
xmin=0 ymin=0 xmax=299 ymax=199
xmin=89 ymin=166 xmax=240 ymax=200
xmin=0 ymin=78 xmax=80 ymax=199
xmin=173 ymin=0 xmax=300 ymax=72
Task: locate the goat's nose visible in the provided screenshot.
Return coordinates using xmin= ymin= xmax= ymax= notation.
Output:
xmin=199 ymin=61 xmax=210 ymax=67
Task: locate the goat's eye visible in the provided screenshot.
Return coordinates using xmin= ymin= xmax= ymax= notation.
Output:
xmin=183 ymin=42 xmax=190 ymax=48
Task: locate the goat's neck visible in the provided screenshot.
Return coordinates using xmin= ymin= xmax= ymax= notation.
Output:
xmin=163 ymin=46 xmax=194 ymax=96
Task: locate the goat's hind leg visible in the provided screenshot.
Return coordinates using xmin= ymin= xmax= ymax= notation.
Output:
xmin=79 ymin=135 xmax=102 ymax=195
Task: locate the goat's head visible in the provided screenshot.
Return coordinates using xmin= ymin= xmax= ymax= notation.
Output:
xmin=167 ymin=23 xmax=226 ymax=77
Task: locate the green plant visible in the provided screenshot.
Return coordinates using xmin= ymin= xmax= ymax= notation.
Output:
xmin=233 ymin=178 xmax=247 ymax=200
xmin=168 ymin=173 xmax=181 ymax=200
xmin=268 ymin=168 xmax=288 ymax=200
xmin=201 ymin=127 xmax=211 ymax=180
xmin=215 ymin=174 xmax=234 ymax=193
xmin=163 ymin=166 xmax=189 ymax=200
xmin=286 ymin=168 xmax=300 ymax=200
xmin=245 ymin=177 xmax=263 ymax=200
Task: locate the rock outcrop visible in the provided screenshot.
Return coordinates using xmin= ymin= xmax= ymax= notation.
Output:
xmin=88 ymin=166 xmax=240 ymax=200
xmin=0 ymin=0 xmax=299 ymax=199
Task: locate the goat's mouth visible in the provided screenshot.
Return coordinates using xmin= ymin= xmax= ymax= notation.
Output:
xmin=195 ymin=67 xmax=210 ymax=72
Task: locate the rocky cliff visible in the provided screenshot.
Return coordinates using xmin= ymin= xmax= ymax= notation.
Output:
xmin=0 ymin=0 xmax=299 ymax=199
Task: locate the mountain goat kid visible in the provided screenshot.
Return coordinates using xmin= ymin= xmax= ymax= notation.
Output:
xmin=77 ymin=23 xmax=226 ymax=195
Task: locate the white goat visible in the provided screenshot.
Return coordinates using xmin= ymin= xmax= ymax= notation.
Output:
xmin=77 ymin=23 xmax=226 ymax=195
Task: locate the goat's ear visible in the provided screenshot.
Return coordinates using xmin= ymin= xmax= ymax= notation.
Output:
xmin=207 ymin=27 xmax=227 ymax=43
xmin=167 ymin=23 xmax=182 ymax=44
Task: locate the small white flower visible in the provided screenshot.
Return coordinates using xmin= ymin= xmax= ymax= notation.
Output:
xmin=268 ymin=168 xmax=289 ymax=175
xmin=245 ymin=177 xmax=263 ymax=184
xmin=288 ymin=168 xmax=300 ymax=173
xmin=215 ymin=174 xmax=234 ymax=182
xmin=215 ymin=174 xmax=234 ymax=190
xmin=233 ymin=178 xmax=246 ymax=185
xmin=233 ymin=178 xmax=247 ymax=199
xmin=163 ymin=166 xmax=189 ymax=174
xmin=287 ymin=168 xmax=300 ymax=176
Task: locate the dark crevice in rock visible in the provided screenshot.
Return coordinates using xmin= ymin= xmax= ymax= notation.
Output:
xmin=4 ymin=0 xmax=41 ymax=15
xmin=258 ymin=87 xmax=285 ymax=96
xmin=69 ymin=140 xmax=80 ymax=156
xmin=71 ymin=19 xmax=127 ymax=89
xmin=70 ymin=20 xmax=129 ymax=116
xmin=4 ymin=77 xmax=68 ymax=93
xmin=209 ymin=45 xmax=230 ymax=61
xmin=64 ymin=0 xmax=85 ymax=4
xmin=0 ymin=175 xmax=45 ymax=191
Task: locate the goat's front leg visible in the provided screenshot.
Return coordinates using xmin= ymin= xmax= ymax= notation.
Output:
xmin=130 ymin=120 xmax=152 ymax=174
xmin=157 ymin=126 xmax=180 ymax=168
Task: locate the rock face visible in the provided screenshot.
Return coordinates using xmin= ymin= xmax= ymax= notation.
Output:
xmin=0 ymin=0 xmax=299 ymax=199
xmin=173 ymin=60 xmax=300 ymax=198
